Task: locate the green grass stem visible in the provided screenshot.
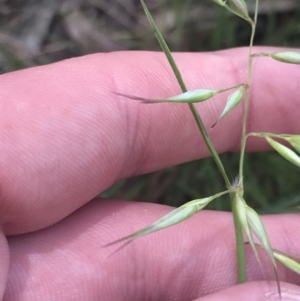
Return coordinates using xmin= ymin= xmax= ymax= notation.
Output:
xmin=239 ymin=0 xmax=260 ymax=183
xmin=141 ymin=0 xmax=230 ymax=188
xmin=141 ymin=0 xmax=248 ymax=283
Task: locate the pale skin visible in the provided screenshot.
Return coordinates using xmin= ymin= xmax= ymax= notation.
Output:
xmin=0 ymin=47 xmax=299 ymax=300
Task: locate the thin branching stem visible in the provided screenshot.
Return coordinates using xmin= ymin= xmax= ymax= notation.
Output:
xmin=140 ymin=0 xmax=263 ymax=286
xmin=141 ymin=0 xmax=248 ymax=283
xmin=247 ymin=132 xmax=294 ymax=139
xmin=239 ymin=0 xmax=260 ymax=186
xmin=231 ymin=192 xmax=247 ymax=283
xmin=233 ymin=0 xmax=260 ymax=284
xmin=141 ymin=0 xmax=231 ymax=187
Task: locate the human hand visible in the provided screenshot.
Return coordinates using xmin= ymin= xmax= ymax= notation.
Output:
xmin=0 ymin=48 xmax=300 ymax=300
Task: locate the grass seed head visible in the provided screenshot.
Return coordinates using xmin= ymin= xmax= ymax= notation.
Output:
xmin=285 ymin=136 xmax=300 ymax=154
xmin=128 ymin=194 xmax=223 ymax=236
xmin=165 ymin=89 xmax=219 ymax=103
xmin=266 ymin=137 xmax=300 ymax=168
xmin=103 ymin=195 xmax=222 ymax=253
xmin=117 ymin=89 xmax=219 ymax=104
xmin=270 ymin=51 xmax=300 ymax=64
xmin=245 ymin=206 xmax=281 ymax=297
xmin=273 ymin=252 xmax=300 ymax=275
xmin=235 ymin=194 xmax=260 ymax=261
xmin=227 ymin=0 xmax=251 ymax=22
xmin=211 ymin=0 xmax=226 ymax=6
xmin=212 ymin=86 xmax=244 ymax=128
xmin=245 ymin=206 xmax=276 ymax=268
xmin=235 ymin=194 xmax=248 ymax=235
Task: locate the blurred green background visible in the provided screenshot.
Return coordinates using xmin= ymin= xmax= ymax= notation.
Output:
xmin=0 ymin=0 xmax=299 ymax=213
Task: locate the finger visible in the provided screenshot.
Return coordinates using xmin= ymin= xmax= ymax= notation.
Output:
xmin=0 ymin=232 xmax=10 ymax=300
xmin=195 ymin=281 xmax=300 ymax=301
xmin=4 ymin=200 xmax=300 ymax=301
xmin=1 ymin=48 xmax=299 ymax=234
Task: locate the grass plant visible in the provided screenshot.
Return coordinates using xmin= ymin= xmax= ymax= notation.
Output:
xmin=105 ymin=0 xmax=300 ymax=295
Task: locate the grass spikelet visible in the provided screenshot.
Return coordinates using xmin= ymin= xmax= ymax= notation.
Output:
xmin=211 ymin=0 xmax=226 ymax=6
xmin=235 ymin=194 xmax=260 ymax=263
xmin=226 ymin=0 xmax=252 ymax=24
xmin=274 ymin=252 xmax=300 ymax=275
xmin=266 ymin=137 xmax=300 ymax=168
xmin=245 ymin=206 xmax=281 ymax=297
xmin=270 ymin=51 xmax=300 ymax=64
xmin=245 ymin=206 xmax=276 ymax=267
xmin=104 ymin=191 xmax=229 ymax=255
xmin=211 ymin=86 xmax=244 ymax=128
xmin=116 ymin=89 xmax=219 ymax=104
xmin=284 ymin=136 xmax=300 ymax=154
xmin=253 ymin=51 xmax=300 ymax=64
